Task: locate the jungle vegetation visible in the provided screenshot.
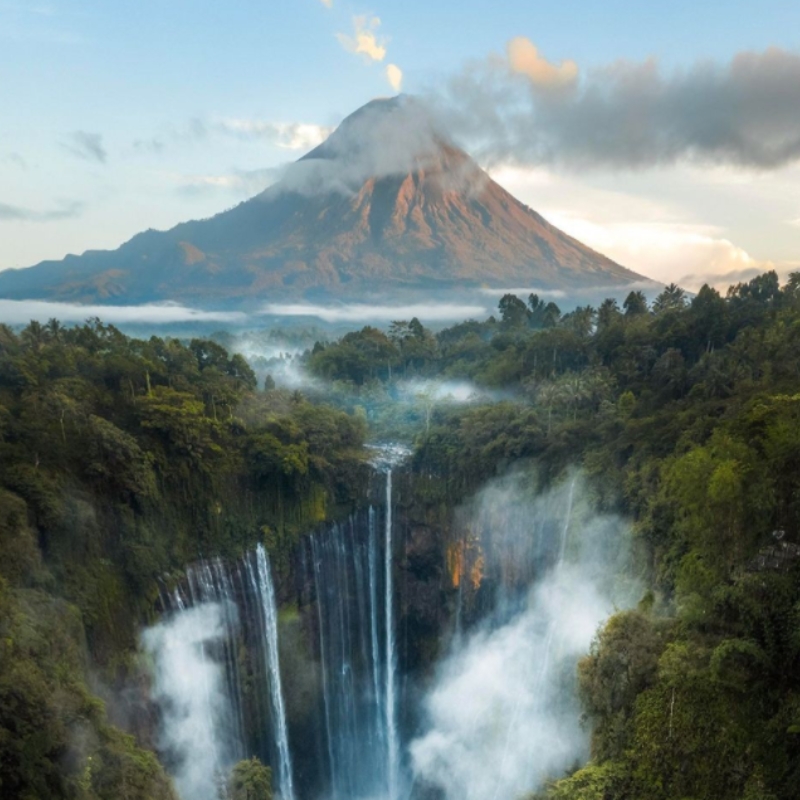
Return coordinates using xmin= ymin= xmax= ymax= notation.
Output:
xmin=308 ymin=272 xmax=800 ymax=800
xmin=3 ymin=268 xmax=800 ymax=799
xmin=0 ymin=320 xmax=367 ymax=800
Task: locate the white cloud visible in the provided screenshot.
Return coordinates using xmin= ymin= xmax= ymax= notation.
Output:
xmin=480 ymin=287 xmax=566 ymax=299
xmin=0 ymin=299 xmax=246 ymax=325
xmin=217 ymin=119 xmax=332 ymax=150
xmin=319 ymin=0 xmax=332 ymax=6
xmin=386 ymin=63 xmax=403 ymax=92
xmin=506 ymin=37 xmax=578 ymax=90
xmin=261 ymin=302 xmax=489 ymax=323
xmin=172 ymin=167 xmax=280 ymax=196
xmin=546 ymin=211 xmax=775 ymax=290
xmin=336 ymin=15 xmax=386 ymax=62
xmin=488 ymin=163 xmax=793 ymax=291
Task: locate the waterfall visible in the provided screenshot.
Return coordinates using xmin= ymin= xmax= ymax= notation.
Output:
xmin=143 ymin=463 xmax=627 ymax=800
xmin=309 ymin=509 xmax=392 ymax=799
xmin=146 ymin=547 xmax=296 ymax=800
xmin=384 ymin=469 xmax=399 ymax=800
xmin=251 ymin=545 xmax=296 ymax=800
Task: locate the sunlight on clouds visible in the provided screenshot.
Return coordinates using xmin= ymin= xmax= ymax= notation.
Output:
xmin=336 ymin=16 xmax=386 ymax=62
xmin=545 ymin=211 xmax=775 ymax=290
xmin=387 ymin=64 xmax=403 ymax=92
xmin=319 ymin=0 xmax=332 ymax=7
xmin=506 ymin=37 xmax=578 ymax=90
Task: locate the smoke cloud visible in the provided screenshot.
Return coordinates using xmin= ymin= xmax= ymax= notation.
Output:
xmin=410 ymin=471 xmax=637 ymax=800
xmin=434 ymin=44 xmax=800 ymax=170
xmin=142 ymin=603 xmax=238 ymax=800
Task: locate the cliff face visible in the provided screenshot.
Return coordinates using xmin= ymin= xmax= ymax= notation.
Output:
xmin=0 ymin=97 xmax=643 ymax=306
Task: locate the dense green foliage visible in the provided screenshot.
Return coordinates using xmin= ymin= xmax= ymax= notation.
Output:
xmin=0 ymin=320 xmax=367 ymax=799
xmin=310 ymin=274 xmax=800 ymax=799
xmin=226 ymin=757 xmax=273 ymax=800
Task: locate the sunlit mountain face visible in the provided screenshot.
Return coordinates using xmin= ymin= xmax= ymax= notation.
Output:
xmin=0 ymin=96 xmax=643 ymax=309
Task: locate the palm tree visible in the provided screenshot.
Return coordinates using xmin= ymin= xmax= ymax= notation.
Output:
xmin=652 ymin=283 xmax=687 ymax=314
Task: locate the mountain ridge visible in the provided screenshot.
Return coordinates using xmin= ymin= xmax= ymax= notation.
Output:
xmin=0 ymin=96 xmax=645 ymax=307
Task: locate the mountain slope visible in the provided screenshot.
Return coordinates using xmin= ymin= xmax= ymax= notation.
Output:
xmin=0 ymin=97 xmax=644 ymax=306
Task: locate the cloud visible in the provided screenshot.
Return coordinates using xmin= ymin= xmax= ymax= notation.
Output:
xmin=0 ymin=299 xmax=246 ymax=326
xmin=0 ymin=199 xmax=84 ymax=222
xmin=63 ymin=130 xmax=107 ymax=163
xmin=175 ymin=167 xmax=281 ymax=196
xmin=433 ymin=45 xmax=800 ymax=170
xmin=545 ymin=210 xmax=778 ymax=290
xmin=507 ymin=37 xmax=578 ymax=90
xmin=216 ymin=119 xmax=332 ymax=150
xmin=260 ymin=302 xmax=489 ymax=323
xmin=386 ymin=63 xmax=403 ymax=92
xmin=319 ymin=0 xmax=332 ymax=6
xmin=479 ymin=286 xmax=566 ymax=299
xmin=132 ymin=137 xmax=165 ymax=154
xmin=271 ymin=96 xmax=457 ymax=197
xmin=336 ymin=15 xmax=386 ymax=62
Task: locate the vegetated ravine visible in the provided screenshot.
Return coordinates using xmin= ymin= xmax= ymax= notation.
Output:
xmin=143 ymin=448 xmax=635 ymax=800
xmin=5 ymin=272 xmax=800 ymax=800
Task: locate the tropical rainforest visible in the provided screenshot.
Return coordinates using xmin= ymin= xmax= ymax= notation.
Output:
xmin=2 ymin=270 xmax=800 ymax=800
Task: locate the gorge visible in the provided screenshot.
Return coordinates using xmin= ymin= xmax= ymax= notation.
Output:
xmin=142 ymin=460 xmax=635 ymax=800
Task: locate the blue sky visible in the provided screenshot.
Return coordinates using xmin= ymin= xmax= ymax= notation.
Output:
xmin=2 ymin=0 xmax=799 ymax=288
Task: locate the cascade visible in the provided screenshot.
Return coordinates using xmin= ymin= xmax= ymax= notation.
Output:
xmin=149 ymin=547 xmax=296 ymax=800
xmin=143 ymin=463 xmax=623 ymax=800
xmin=384 ymin=469 xmax=399 ymax=800
xmin=250 ymin=544 xmax=296 ymax=800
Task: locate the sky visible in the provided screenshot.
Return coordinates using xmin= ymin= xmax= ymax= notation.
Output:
xmin=1 ymin=0 xmax=799 ymax=291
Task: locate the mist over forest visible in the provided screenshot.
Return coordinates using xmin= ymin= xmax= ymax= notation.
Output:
xmin=1 ymin=271 xmax=800 ymax=800
xmin=3 ymin=4 xmax=800 ymax=797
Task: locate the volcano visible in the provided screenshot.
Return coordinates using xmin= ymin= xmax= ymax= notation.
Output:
xmin=0 ymin=96 xmax=644 ymax=307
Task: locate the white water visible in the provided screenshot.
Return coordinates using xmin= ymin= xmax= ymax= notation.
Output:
xmin=384 ymin=469 xmax=400 ymax=800
xmin=141 ymin=604 xmax=231 ymax=800
xmin=410 ymin=472 xmax=636 ymax=800
xmin=253 ymin=544 xmax=296 ymax=800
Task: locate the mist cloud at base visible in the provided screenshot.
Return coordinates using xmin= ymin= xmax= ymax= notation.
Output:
xmin=141 ymin=603 xmax=238 ymax=800
xmin=260 ymin=302 xmax=489 ymax=323
xmin=410 ymin=471 xmax=638 ymax=800
xmin=0 ymin=298 xmax=246 ymax=326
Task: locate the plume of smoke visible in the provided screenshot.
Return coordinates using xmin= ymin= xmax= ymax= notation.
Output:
xmin=141 ymin=603 xmax=236 ymax=800
xmin=410 ymin=471 xmax=637 ymax=800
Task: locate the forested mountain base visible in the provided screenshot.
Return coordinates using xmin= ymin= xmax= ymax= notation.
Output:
xmin=0 ymin=321 xmax=367 ymax=799
xmin=309 ymin=272 xmax=800 ymax=800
